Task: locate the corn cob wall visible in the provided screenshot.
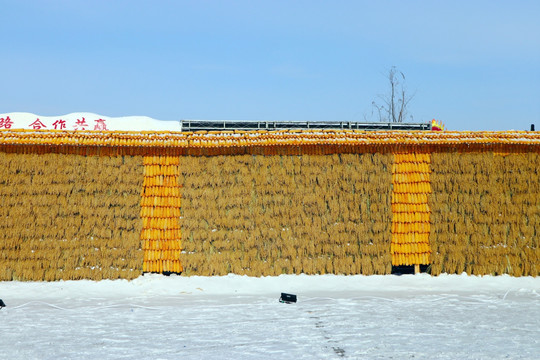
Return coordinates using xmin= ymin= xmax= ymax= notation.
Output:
xmin=391 ymin=153 xmax=432 ymax=266
xmin=0 ymin=129 xmax=539 ymax=280
xmin=429 ymin=152 xmax=539 ymax=276
xmin=179 ymin=154 xmax=393 ymax=276
xmin=0 ymin=152 xmax=144 ymax=281
xmin=141 ymin=156 xmax=183 ymax=274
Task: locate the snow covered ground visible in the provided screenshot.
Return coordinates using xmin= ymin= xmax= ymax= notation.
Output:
xmin=1 ymin=274 xmax=539 ymax=360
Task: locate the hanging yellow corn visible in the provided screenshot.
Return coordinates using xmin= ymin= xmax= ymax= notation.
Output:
xmin=140 ymin=155 xmax=183 ymax=274
xmin=391 ymin=153 xmax=432 ymax=267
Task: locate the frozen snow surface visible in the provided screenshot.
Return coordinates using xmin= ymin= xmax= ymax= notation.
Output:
xmin=1 ymin=274 xmax=539 ymax=359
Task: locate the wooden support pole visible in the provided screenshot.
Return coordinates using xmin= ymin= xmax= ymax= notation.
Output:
xmin=414 ymin=264 xmax=420 ymax=274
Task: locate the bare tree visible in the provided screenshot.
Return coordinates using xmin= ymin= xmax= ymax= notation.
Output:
xmin=372 ymin=66 xmax=415 ymax=123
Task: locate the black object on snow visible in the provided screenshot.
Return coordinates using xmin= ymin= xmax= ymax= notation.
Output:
xmin=279 ymin=293 xmax=297 ymax=304
xmin=0 ymin=299 xmax=5 ymax=309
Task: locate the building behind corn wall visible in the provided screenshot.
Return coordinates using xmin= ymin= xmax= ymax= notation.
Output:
xmin=0 ymin=129 xmax=538 ymax=280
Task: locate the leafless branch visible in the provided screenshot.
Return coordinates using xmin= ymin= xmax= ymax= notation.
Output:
xmin=372 ymin=66 xmax=414 ymax=122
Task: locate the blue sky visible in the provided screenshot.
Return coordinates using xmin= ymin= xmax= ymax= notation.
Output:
xmin=1 ymin=1 xmax=539 ymax=131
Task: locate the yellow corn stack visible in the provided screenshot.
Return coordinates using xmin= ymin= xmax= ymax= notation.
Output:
xmin=140 ymin=155 xmax=183 ymax=274
xmin=391 ymin=152 xmax=432 ymax=266
xmin=2 ymin=129 xmax=540 ymax=154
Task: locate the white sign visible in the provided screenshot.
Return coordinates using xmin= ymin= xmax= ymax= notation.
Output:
xmin=0 ymin=112 xmax=182 ymax=132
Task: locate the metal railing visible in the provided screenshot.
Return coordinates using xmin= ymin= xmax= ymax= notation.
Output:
xmin=180 ymin=120 xmax=432 ymax=132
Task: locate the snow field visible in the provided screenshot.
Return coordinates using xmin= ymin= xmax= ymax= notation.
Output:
xmin=0 ymin=274 xmax=539 ymax=359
